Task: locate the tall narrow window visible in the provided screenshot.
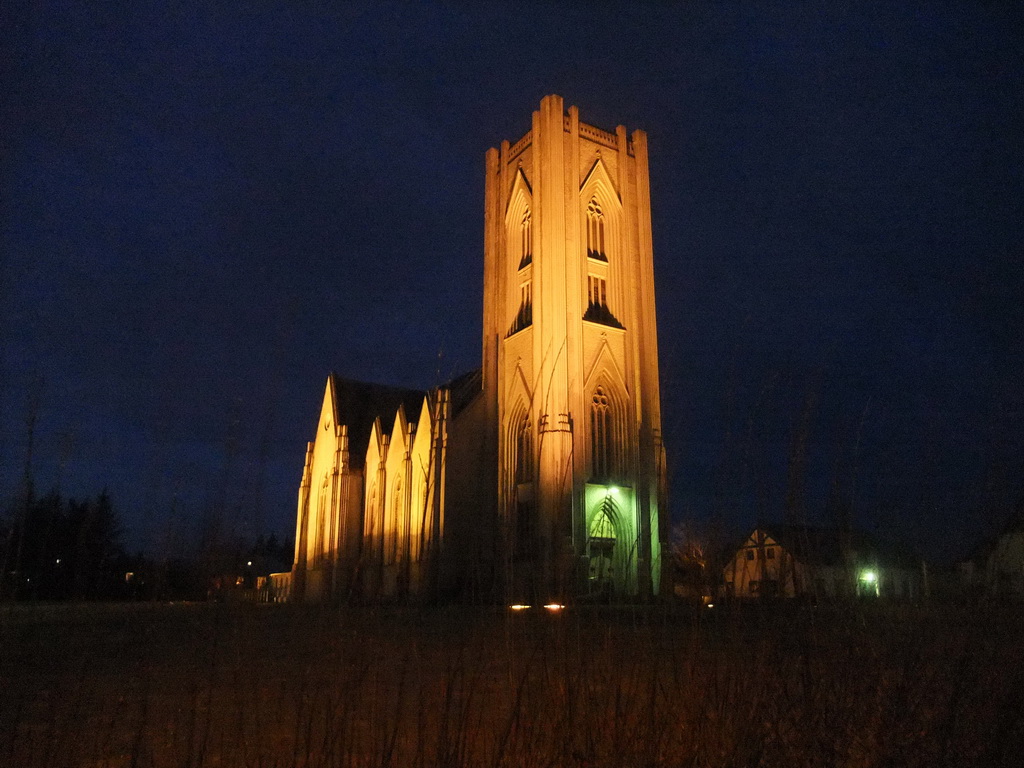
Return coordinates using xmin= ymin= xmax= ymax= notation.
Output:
xmin=591 ymin=386 xmax=612 ymax=480
xmin=583 ymin=198 xmax=622 ymax=328
xmin=507 ymin=280 xmax=532 ymax=336
xmin=588 ymin=275 xmax=607 ymax=308
xmin=584 ymin=275 xmax=624 ymax=328
xmin=519 ymin=208 xmax=532 ymax=269
xmin=514 ymin=412 xmax=533 ymax=484
xmin=587 ymin=198 xmax=606 ymax=261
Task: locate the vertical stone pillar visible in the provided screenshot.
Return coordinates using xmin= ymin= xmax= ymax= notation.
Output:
xmin=532 ymin=95 xmax=575 ymax=598
xmin=631 ymin=128 xmax=665 ymax=597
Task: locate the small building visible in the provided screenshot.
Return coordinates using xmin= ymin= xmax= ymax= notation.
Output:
xmin=722 ymin=524 xmax=922 ymax=601
xmin=984 ymin=504 xmax=1024 ymax=599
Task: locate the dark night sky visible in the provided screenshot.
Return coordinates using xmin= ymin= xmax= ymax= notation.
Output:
xmin=2 ymin=2 xmax=1022 ymax=563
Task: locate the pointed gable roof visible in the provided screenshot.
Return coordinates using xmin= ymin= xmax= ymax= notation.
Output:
xmin=322 ymin=369 xmax=483 ymax=468
xmin=328 ymin=374 xmax=425 ymax=469
xmin=445 ymin=367 xmax=483 ymax=416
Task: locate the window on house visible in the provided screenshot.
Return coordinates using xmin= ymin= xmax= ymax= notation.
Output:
xmin=766 ymin=547 xmax=776 ymax=560
xmin=746 ymin=550 xmax=755 ymax=561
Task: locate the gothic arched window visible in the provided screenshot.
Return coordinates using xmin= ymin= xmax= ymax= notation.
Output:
xmin=584 ymin=272 xmax=624 ymax=329
xmin=588 ymin=500 xmax=618 ymax=592
xmin=519 ymin=208 xmax=532 ymax=269
xmin=514 ymin=411 xmax=533 ymax=484
xmin=588 ymin=274 xmax=607 ymax=309
xmin=586 ymin=197 xmax=606 ymax=261
xmin=591 ymin=386 xmax=613 ymax=480
xmin=507 ymin=280 xmax=532 ymax=336
xmin=590 ymin=507 xmax=615 ymax=539
xmin=508 ymin=405 xmax=535 ymax=561
xmin=582 ymin=196 xmax=623 ymax=329
xmin=366 ymin=482 xmax=380 ymax=555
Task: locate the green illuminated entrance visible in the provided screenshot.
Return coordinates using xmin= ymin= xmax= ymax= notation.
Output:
xmin=587 ymin=496 xmax=618 ymax=597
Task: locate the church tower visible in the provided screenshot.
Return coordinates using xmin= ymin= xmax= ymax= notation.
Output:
xmin=482 ymin=95 xmax=667 ymax=601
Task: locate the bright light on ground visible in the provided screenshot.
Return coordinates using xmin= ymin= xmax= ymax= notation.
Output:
xmin=543 ymin=603 xmax=565 ymax=611
xmin=509 ymin=604 xmax=531 ymax=611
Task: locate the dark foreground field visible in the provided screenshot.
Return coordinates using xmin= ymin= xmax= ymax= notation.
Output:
xmin=1 ymin=601 xmax=1021 ymax=768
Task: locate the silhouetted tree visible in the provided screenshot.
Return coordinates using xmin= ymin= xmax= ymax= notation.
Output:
xmin=68 ymin=490 xmax=123 ymax=599
xmin=1 ymin=490 xmax=127 ymax=601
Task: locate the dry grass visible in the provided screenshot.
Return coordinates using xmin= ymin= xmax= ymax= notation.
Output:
xmin=1 ymin=601 xmax=1021 ymax=767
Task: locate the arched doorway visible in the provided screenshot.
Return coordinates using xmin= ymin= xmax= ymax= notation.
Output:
xmin=587 ymin=498 xmax=618 ymax=599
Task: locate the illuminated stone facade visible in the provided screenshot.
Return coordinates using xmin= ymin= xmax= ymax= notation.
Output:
xmin=483 ymin=94 xmax=667 ymax=601
xmin=289 ymin=373 xmax=486 ymax=602
xmin=287 ymin=95 xmax=667 ymax=603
